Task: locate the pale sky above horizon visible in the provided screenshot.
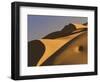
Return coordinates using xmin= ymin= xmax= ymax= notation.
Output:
xmin=28 ymin=15 xmax=87 ymax=41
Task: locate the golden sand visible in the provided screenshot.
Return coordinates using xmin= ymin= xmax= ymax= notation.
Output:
xmin=37 ymin=31 xmax=85 ymax=66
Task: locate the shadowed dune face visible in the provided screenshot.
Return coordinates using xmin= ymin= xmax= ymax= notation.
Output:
xmin=28 ymin=40 xmax=45 ymax=66
xmin=43 ymin=24 xmax=76 ymax=39
xmin=28 ymin=23 xmax=88 ymax=66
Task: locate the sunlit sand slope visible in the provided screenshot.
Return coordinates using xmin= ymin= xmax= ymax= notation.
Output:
xmin=73 ymin=23 xmax=87 ymax=29
xmin=37 ymin=31 xmax=86 ymax=66
xmin=42 ymin=31 xmax=87 ymax=65
xmin=28 ymin=23 xmax=87 ymax=66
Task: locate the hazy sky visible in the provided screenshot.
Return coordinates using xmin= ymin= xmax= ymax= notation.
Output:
xmin=28 ymin=15 xmax=87 ymax=41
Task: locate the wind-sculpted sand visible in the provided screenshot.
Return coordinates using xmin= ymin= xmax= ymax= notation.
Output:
xmin=28 ymin=23 xmax=88 ymax=66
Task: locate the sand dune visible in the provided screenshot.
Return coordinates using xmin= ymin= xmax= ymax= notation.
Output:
xmin=28 ymin=23 xmax=88 ymax=66
xmin=37 ymin=31 xmax=86 ymax=66
xmin=73 ymin=23 xmax=87 ymax=29
xmin=43 ymin=23 xmax=87 ymax=39
xmin=42 ymin=31 xmax=87 ymax=65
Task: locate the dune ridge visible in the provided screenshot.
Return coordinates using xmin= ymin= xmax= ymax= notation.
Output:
xmin=37 ymin=31 xmax=86 ymax=66
xmin=28 ymin=23 xmax=88 ymax=66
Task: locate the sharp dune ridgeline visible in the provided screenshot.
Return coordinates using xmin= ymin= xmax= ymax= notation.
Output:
xmin=28 ymin=23 xmax=88 ymax=66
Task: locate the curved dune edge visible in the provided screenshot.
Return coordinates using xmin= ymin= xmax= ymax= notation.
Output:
xmin=50 ymin=32 xmax=87 ymax=65
xmin=42 ymin=23 xmax=87 ymax=39
xmin=73 ymin=23 xmax=87 ymax=29
xmin=36 ymin=31 xmax=86 ymax=66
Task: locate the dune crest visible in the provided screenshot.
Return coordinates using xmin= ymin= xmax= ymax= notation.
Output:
xmin=37 ymin=31 xmax=86 ymax=66
xmin=28 ymin=23 xmax=88 ymax=66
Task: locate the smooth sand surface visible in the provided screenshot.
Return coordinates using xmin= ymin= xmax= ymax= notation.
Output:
xmin=37 ymin=31 xmax=85 ymax=66
xmin=73 ymin=24 xmax=87 ymax=29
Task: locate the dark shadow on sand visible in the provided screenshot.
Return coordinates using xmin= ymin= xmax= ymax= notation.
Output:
xmin=28 ymin=40 xmax=45 ymax=66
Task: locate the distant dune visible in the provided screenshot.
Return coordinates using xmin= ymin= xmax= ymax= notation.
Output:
xmin=43 ymin=23 xmax=87 ymax=39
xmin=28 ymin=23 xmax=88 ymax=66
xmin=43 ymin=24 xmax=76 ymax=39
